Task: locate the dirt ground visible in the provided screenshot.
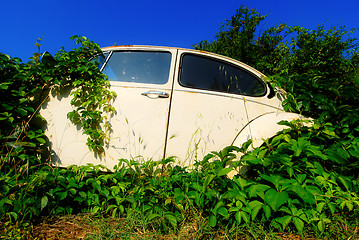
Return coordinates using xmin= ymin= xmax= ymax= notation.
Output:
xmin=30 ymin=214 xmax=307 ymax=240
xmin=32 ymin=214 xmax=103 ymax=239
xmin=5 ymin=213 xmax=356 ymax=239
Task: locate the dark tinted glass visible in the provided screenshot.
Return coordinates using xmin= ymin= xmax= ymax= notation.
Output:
xmin=102 ymin=51 xmax=171 ymax=84
xmin=180 ymin=54 xmax=266 ymax=96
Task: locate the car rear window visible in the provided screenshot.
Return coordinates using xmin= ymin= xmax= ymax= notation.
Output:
xmin=102 ymin=51 xmax=171 ymax=84
xmin=180 ymin=54 xmax=266 ymax=97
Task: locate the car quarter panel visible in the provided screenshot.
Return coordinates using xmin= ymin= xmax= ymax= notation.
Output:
xmin=165 ymin=50 xmax=284 ymax=166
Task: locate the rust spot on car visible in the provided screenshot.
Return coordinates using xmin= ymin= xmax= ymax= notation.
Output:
xmin=115 ymin=45 xmax=134 ymax=47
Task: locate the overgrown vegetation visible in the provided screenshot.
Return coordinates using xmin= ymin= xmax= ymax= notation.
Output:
xmin=1 ymin=6 xmax=359 ymax=239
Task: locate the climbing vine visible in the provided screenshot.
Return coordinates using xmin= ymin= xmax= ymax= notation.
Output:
xmin=0 ymin=35 xmax=116 ymax=174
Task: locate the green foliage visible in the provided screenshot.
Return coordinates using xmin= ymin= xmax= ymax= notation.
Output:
xmin=194 ymin=6 xmax=359 ymax=78
xmin=1 ymin=132 xmax=358 ymax=236
xmin=0 ymin=36 xmax=116 ymax=175
xmin=194 ymin=10 xmax=359 ymax=235
xmin=0 ymin=36 xmax=117 ymax=236
xmin=194 ymin=6 xmax=359 ymax=122
xmin=195 ymin=7 xmax=266 ymax=67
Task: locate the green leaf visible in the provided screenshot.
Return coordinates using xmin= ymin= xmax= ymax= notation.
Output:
xmin=326 ymin=148 xmax=350 ymax=164
xmin=7 ymin=212 xmax=18 ymax=221
xmin=209 ymin=214 xmax=217 ymax=227
xmin=292 ymin=138 xmax=307 ymax=156
xmin=41 ymin=196 xmax=48 ymax=211
xmin=213 ymin=201 xmax=225 ymax=213
xmin=0 ymin=82 xmax=10 ymax=90
xmin=264 ymin=189 xmax=289 ymax=211
xmin=306 ymin=145 xmax=328 ymax=160
xmin=36 ymin=137 xmax=47 ymax=144
xmin=241 ymin=154 xmax=261 ymax=165
xmin=348 ymin=145 xmax=359 ymax=158
xmin=293 ymin=218 xmax=304 ymax=233
xmin=318 ymin=220 xmax=325 ymax=232
xmin=233 ymin=176 xmax=248 ymax=191
xmin=202 ymin=174 xmax=215 ymax=192
xmin=218 ymin=167 xmax=233 ymax=177
xmin=0 ymin=198 xmax=13 ymax=207
xmin=241 ymin=211 xmax=250 ymax=223
xmin=68 ymin=188 xmax=77 ymax=195
xmin=16 ymin=107 xmax=28 ymax=116
xmin=56 ymin=191 xmax=68 ymax=201
xmin=217 ymin=207 xmax=229 ymax=219
xmin=164 ymin=213 xmax=177 ymax=229
xmin=249 ymin=200 xmax=263 ymax=220
xmin=338 ymin=176 xmax=352 ymax=191
xmin=313 ymin=161 xmax=325 ymax=175
xmin=248 ymin=184 xmax=270 ymax=199
xmin=225 ymin=189 xmax=247 ymax=202
xmin=275 ymin=215 xmax=292 ymax=229
xmin=91 ymin=206 xmax=100 ymax=213
xmin=322 ymin=128 xmax=338 ymax=138
xmin=148 ymin=213 xmax=160 ymax=221
xmin=234 ymin=211 xmax=242 ymax=225
xmin=295 ymin=174 xmax=307 ymax=184
xmin=316 ymin=202 xmax=325 ymax=213
xmin=263 ymin=204 xmax=271 ymax=219
xmin=57 ymin=175 xmax=66 ymax=183
xmin=92 ymin=181 xmax=101 ymax=192
xmin=290 ymin=184 xmax=315 ymax=204
xmin=79 ymin=191 xmax=87 ymax=199
xmin=101 ymin=189 xmax=110 ymax=198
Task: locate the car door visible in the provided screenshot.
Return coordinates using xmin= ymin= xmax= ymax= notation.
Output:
xmin=42 ymin=47 xmax=177 ymax=169
xmin=102 ymin=48 xmax=177 ymax=166
xmin=165 ymin=50 xmax=271 ymax=166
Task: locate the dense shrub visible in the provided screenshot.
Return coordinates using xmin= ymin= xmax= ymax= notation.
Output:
xmin=0 ymin=36 xmax=115 ymax=174
xmin=195 ymin=6 xmax=359 ymax=178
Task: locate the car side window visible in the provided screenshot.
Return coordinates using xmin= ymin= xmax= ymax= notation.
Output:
xmin=102 ymin=51 xmax=171 ymax=84
xmin=91 ymin=52 xmax=109 ymax=70
xmin=180 ymin=54 xmax=266 ymax=97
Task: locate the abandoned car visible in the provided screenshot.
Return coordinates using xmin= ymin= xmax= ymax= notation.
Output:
xmin=41 ymin=46 xmax=305 ymax=169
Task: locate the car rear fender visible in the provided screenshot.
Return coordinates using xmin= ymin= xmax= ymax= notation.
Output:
xmin=231 ymin=112 xmax=311 ymax=150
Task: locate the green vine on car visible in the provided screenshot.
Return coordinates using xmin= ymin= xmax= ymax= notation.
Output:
xmin=46 ymin=36 xmax=117 ymax=154
xmin=61 ymin=36 xmax=117 ymax=153
xmin=0 ymin=35 xmax=116 ymax=174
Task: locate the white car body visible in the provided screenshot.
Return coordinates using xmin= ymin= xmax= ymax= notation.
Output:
xmin=41 ymin=46 xmax=304 ymax=169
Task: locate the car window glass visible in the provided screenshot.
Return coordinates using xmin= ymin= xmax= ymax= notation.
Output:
xmin=102 ymin=51 xmax=171 ymax=84
xmin=180 ymin=54 xmax=266 ymax=96
xmin=91 ymin=52 xmax=109 ymax=70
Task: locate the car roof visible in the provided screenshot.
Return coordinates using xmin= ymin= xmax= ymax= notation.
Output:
xmin=101 ymin=45 xmax=222 ymax=59
xmin=101 ymin=45 xmax=194 ymax=52
xmin=100 ymin=45 xmax=265 ymax=78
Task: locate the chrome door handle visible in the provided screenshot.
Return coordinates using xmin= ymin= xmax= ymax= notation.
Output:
xmin=141 ymin=91 xmax=169 ymax=99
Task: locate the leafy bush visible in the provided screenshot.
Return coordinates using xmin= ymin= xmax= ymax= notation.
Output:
xmin=0 ymin=36 xmax=116 ymax=175
xmin=0 ymin=36 xmax=116 ymax=234
xmin=194 ymin=6 xmax=359 ymax=177
xmin=194 ymin=6 xmax=359 ymax=78
xmin=1 ymin=137 xmax=358 ymax=235
xmin=194 ymin=9 xmax=359 ymax=234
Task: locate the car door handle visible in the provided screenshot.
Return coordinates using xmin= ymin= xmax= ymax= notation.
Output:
xmin=141 ymin=91 xmax=169 ymax=99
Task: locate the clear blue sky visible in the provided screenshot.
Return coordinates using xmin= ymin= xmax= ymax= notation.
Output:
xmin=1 ymin=0 xmax=358 ymax=62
